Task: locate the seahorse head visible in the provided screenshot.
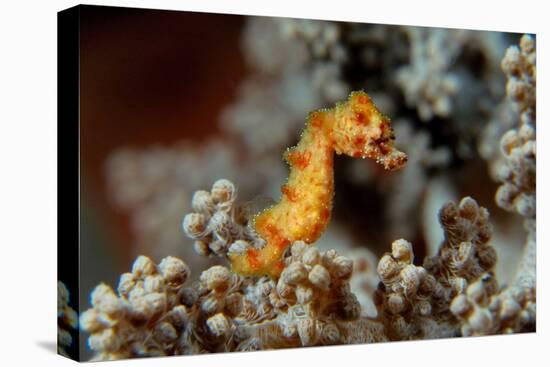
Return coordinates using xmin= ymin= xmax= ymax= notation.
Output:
xmin=331 ymin=91 xmax=407 ymax=171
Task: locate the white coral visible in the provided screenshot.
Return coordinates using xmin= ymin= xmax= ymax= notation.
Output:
xmin=58 ymin=281 xmax=78 ymax=357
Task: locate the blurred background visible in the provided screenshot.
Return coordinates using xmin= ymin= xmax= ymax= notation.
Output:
xmin=76 ymin=5 xmax=526 ymax=358
xmin=79 ymin=6 xmax=245 ymax=294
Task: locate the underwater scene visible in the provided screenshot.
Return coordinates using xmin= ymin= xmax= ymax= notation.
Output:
xmin=59 ymin=5 xmax=536 ymax=361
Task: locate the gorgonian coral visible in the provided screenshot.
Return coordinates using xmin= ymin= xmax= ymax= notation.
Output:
xmin=81 ymin=248 xmax=388 ymax=360
xmin=450 ymin=273 xmax=535 ymax=336
xmin=82 ymin=189 xmax=535 ymax=360
xmin=58 ymin=281 xmax=78 ymax=357
xmin=79 ymin=256 xmax=192 ymax=360
xmin=374 ymin=197 xmax=498 ymax=340
xmin=496 ymin=35 xmax=536 ymax=222
xmin=82 ymin=33 xmax=536 ymax=361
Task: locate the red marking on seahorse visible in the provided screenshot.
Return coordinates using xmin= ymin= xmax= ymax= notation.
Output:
xmin=274 ymin=260 xmax=285 ymax=273
xmin=258 ymin=221 xmax=290 ymax=251
xmin=356 ymin=95 xmax=369 ymax=104
xmin=355 ymin=112 xmax=366 ymax=125
xmin=320 ymin=208 xmax=331 ymax=223
xmin=354 ymin=136 xmax=366 ymax=148
xmin=310 ymin=113 xmax=323 ymax=128
xmin=287 ymin=150 xmax=311 ymax=170
xmin=247 ymin=248 xmax=261 ymax=270
xmin=281 ymin=185 xmax=298 ymax=202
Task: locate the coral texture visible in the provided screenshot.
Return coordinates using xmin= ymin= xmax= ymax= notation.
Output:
xmin=450 ymin=273 xmax=535 ymax=336
xmin=495 ymin=35 xmax=536 ymax=291
xmin=58 ymin=281 xmax=78 ymax=357
xmin=80 ymin=256 xmax=193 ymax=359
xmin=496 ymin=35 xmax=536 ymax=223
xmin=84 ymin=27 xmax=536 ymax=361
xmin=374 ymin=197 xmax=497 ymax=340
xmin=81 ymin=249 xmax=388 ymax=360
xmin=456 ymin=34 xmax=537 ymax=337
xmin=82 ymin=192 xmax=535 ymax=360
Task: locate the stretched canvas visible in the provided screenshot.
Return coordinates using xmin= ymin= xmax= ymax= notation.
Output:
xmin=58 ymin=4 xmax=536 ymax=362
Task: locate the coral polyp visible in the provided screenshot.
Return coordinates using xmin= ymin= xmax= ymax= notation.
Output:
xmin=229 ymin=91 xmax=407 ymax=277
xmin=78 ymin=14 xmax=537 ymax=360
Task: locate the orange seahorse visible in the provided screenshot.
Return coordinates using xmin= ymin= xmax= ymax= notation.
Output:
xmin=229 ymin=91 xmax=408 ymax=278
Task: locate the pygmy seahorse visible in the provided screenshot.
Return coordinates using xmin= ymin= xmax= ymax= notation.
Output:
xmin=229 ymin=91 xmax=408 ymax=277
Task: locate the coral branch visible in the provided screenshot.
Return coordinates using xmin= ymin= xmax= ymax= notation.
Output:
xmin=58 ymin=281 xmax=78 ymax=357
xmin=81 ymin=249 xmax=387 ymax=360
xmin=374 ymin=197 xmax=500 ymax=340
xmin=85 ymin=194 xmax=535 ymax=359
xmin=495 ymin=34 xmax=536 ymax=288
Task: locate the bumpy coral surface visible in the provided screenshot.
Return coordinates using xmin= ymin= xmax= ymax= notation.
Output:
xmin=494 ymin=35 xmax=536 ymax=292
xmin=80 ymin=256 xmax=192 ymax=359
xmin=58 ymin=281 xmax=78 ymax=357
xmin=374 ymin=197 xmax=503 ymax=340
xmin=450 ymin=273 xmax=535 ymax=336
xmin=229 ymin=91 xmax=407 ymax=277
xmin=81 ymin=249 xmax=388 ymax=360
xmin=82 ymin=192 xmax=535 ymax=360
xmin=496 ymin=35 xmax=536 ymax=221
xmin=84 ymin=28 xmax=536 ymax=361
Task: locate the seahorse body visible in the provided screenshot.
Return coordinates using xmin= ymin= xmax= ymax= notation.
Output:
xmin=229 ymin=91 xmax=407 ymax=277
